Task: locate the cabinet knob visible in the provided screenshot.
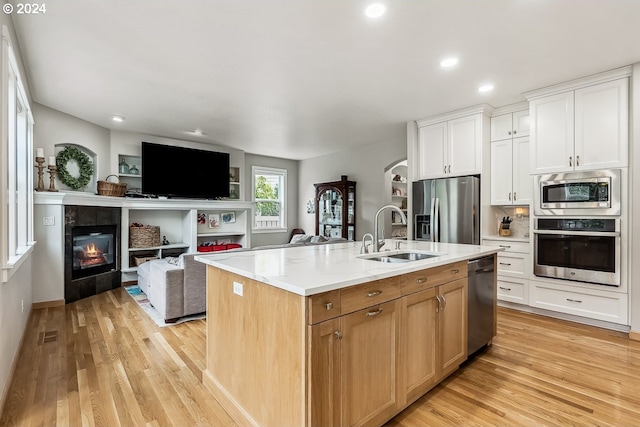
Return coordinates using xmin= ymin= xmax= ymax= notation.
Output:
xmin=448 ymin=165 xmax=451 ymax=173
xmin=334 ymin=331 xmax=343 ymax=340
xmin=499 ymin=262 xmax=512 ymax=266
xmin=508 ymin=131 xmax=512 ymax=135
xmin=513 ymin=130 xmax=517 ymax=135
xmin=451 ymin=269 xmax=459 ymax=274
xmin=576 ymin=155 xmax=580 ymax=166
xmin=365 ymin=308 xmax=383 ymax=317
xmin=569 ymin=156 xmax=573 ymax=167
xmin=499 ymin=286 xmax=512 ymax=291
xmin=366 ymin=290 xmax=382 ymax=297
xmin=498 ymin=245 xmax=511 ymax=248
xmin=508 ymin=193 xmax=511 ymax=201
xmin=416 ymin=277 xmax=427 ymax=284
xmin=513 ymin=192 xmax=517 ymax=201
xmin=443 ymin=165 xmax=447 ymax=174
xmin=325 ymin=302 xmax=333 ymax=310
xmin=566 ymin=298 xmax=582 ymax=303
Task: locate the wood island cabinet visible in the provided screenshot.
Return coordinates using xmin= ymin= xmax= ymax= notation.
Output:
xmin=204 ymin=258 xmax=484 ymax=427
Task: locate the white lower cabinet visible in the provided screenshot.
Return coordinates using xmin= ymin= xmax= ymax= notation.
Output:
xmin=497 ymin=277 xmax=528 ymax=305
xmin=483 ymin=238 xmax=530 ymax=306
xmin=529 ymin=280 xmax=628 ymax=325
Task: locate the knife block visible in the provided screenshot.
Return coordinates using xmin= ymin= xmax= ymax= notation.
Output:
xmin=499 ymin=227 xmax=511 ymax=237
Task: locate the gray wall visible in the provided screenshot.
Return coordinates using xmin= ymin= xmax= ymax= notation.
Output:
xmin=244 ymin=154 xmax=299 ymax=247
xmin=32 ymin=103 xmax=111 ymax=192
xmin=298 ymin=138 xmax=406 ymax=241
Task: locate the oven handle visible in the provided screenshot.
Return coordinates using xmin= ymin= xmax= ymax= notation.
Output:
xmin=532 ymin=230 xmax=620 ymax=237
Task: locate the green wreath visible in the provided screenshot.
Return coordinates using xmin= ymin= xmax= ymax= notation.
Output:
xmin=56 ymin=146 xmax=93 ymax=190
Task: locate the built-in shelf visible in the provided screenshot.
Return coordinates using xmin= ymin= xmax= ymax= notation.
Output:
xmin=129 ymin=243 xmax=190 ymax=251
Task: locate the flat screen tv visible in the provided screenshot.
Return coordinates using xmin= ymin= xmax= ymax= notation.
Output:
xmin=141 ymin=142 xmax=230 ymax=199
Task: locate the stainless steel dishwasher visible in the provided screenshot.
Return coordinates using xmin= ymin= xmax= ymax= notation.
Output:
xmin=467 ymin=255 xmax=495 ymax=356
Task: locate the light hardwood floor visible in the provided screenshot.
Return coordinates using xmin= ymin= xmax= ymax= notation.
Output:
xmin=2 ymin=287 xmax=639 ymax=426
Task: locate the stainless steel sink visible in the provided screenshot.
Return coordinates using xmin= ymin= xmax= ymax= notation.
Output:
xmin=360 ymin=251 xmax=443 ymax=263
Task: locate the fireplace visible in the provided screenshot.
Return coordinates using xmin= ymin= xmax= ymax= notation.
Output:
xmin=64 ymin=205 xmax=121 ymax=303
xmin=71 ymin=225 xmax=117 ymax=279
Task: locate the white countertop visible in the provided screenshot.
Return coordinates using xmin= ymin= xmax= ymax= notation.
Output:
xmin=195 ymin=240 xmax=502 ymax=296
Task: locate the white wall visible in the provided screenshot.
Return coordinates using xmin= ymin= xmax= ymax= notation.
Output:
xmin=0 ymin=14 xmax=34 ymax=414
xmin=630 ymin=63 xmax=639 ymax=334
xmin=33 ymin=103 xmax=111 ymax=192
xmin=298 ymin=139 xmax=406 ymax=240
xmin=244 ymin=154 xmax=299 ymax=247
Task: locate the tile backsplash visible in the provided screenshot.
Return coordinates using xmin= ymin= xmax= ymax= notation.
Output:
xmin=491 ymin=207 xmax=530 ymax=239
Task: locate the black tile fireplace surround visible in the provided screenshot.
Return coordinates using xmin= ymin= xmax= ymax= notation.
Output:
xmin=64 ymin=205 xmax=121 ymax=303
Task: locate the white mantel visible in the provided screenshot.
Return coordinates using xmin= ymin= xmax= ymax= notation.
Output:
xmin=34 ymin=190 xmax=253 ymax=210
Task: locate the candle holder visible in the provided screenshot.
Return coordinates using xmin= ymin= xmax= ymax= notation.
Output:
xmin=34 ymin=157 xmax=46 ymax=191
xmin=47 ymin=165 xmax=58 ymax=192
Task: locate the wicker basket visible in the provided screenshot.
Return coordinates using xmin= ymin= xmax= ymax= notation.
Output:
xmin=97 ymin=175 xmax=127 ymax=197
xmin=130 ymin=225 xmax=161 ymax=248
xmin=133 ymin=255 xmax=159 ymax=266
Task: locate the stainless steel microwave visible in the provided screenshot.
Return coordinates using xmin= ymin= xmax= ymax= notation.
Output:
xmin=534 ymin=169 xmax=621 ymax=216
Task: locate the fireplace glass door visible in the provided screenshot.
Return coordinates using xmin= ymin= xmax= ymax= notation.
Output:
xmin=71 ymin=225 xmax=117 ymax=279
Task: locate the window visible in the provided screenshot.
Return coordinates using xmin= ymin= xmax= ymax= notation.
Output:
xmin=252 ymin=166 xmax=286 ymax=232
xmin=1 ymin=26 xmax=35 ymax=282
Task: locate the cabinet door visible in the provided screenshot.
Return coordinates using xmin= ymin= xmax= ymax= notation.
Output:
xmin=574 ymin=78 xmax=629 ymax=170
xmin=438 ymin=278 xmax=467 ymax=378
xmin=512 ymin=110 xmax=530 ymax=138
xmin=341 ymin=300 xmax=400 ymax=427
xmin=399 ymin=287 xmax=438 ymax=406
xmin=448 ymin=114 xmax=482 ymax=176
xmin=530 ymin=92 xmax=574 ymax=174
xmin=490 ymin=140 xmax=514 ymax=205
xmin=418 ymin=123 xmax=447 ymax=179
xmin=490 ymin=113 xmax=513 ymax=142
xmin=511 ymin=137 xmax=531 ymax=205
xmin=308 ymin=319 xmax=341 ymax=427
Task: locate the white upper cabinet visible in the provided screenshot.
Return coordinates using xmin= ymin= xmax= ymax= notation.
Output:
xmin=526 ymin=69 xmax=630 ymax=174
xmin=490 ymin=137 xmax=530 ymax=206
xmin=416 ymin=106 xmax=490 ymax=180
xmin=490 ymin=110 xmax=530 ymax=142
xmin=574 ymin=79 xmax=629 ymax=171
xmin=418 ymin=122 xmax=447 ymax=179
xmin=529 ymin=92 xmax=575 ymax=173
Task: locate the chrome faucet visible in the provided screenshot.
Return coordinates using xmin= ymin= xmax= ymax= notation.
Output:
xmin=361 ymin=233 xmax=374 ymax=254
xmin=373 ymin=204 xmax=407 ymax=252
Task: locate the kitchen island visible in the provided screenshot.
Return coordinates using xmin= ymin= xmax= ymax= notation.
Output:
xmin=196 ymin=240 xmax=500 ymax=427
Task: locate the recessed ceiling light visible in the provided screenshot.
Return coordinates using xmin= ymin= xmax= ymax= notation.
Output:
xmin=111 ymin=115 xmax=125 ymax=122
xmin=365 ymin=3 xmax=386 ymax=18
xmin=478 ymin=84 xmax=494 ymax=93
xmin=440 ymin=57 xmax=458 ymax=68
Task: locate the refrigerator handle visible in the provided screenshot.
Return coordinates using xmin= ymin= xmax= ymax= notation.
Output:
xmin=434 ymin=198 xmax=440 ymax=242
xmin=429 ymin=198 xmax=436 ymax=240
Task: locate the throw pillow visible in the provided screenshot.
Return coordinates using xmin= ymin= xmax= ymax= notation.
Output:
xmin=290 ymin=234 xmax=313 ymax=244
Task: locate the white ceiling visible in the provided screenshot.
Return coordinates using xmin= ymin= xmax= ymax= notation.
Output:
xmin=10 ymin=0 xmax=640 ymax=160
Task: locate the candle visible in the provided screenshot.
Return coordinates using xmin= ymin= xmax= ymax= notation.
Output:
xmin=36 ymin=147 xmax=44 ymax=158
xmin=49 ymin=156 xmax=56 ymax=166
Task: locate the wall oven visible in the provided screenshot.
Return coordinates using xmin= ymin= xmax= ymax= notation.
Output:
xmin=534 ymin=169 xmax=620 ymax=216
xmin=533 ymin=218 xmax=620 ymax=286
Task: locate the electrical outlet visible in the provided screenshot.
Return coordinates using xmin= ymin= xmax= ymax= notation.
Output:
xmin=42 ymin=217 xmax=55 ymax=226
xmin=233 ymin=282 xmax=243 ymax=296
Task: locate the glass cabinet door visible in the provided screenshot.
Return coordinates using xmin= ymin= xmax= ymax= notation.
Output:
xmin=315 ymin=177 xmax=357 ymax=241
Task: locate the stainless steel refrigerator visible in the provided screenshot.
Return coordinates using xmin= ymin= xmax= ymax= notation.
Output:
xmin=412 ymin=175 xmax=480 ymax=244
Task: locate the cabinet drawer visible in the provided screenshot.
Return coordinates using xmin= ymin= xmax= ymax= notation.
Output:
xmin=497 ymin=277 xmax=528 ymax=304
xmin=307 ymin=290 xmax=341 ymax=325
xmin=529 ymin=281 xmax=628 ymax=325
xmin=483 ymin=239 xmax=530 ymax=254
xmin=497 ymin=254 xmax=526 ymax=276
xmin=399 ymin=261 xmax=467 ymax=296
xmin=340 ymin=277 xmax=400 ymax=315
